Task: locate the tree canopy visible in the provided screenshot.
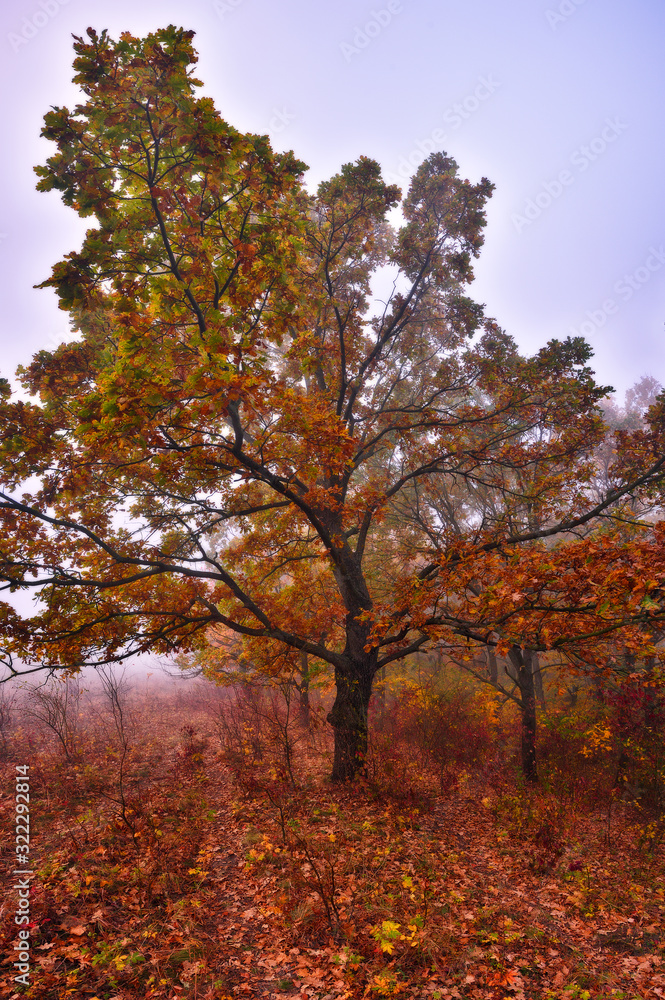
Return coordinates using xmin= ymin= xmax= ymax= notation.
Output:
xmin=2 ymin=26 xmax=665 ymax=781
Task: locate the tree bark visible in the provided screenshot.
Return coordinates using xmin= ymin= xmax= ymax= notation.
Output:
xmin=325 ymin=540 xmax=377 ymax=781
xmin=298 ymin=650 xmax=310 ymax=726
xmin=532 ymin=651 xmax=546 ymax=709
xmin=327 ymin=657 xmax=375 ymax=781
xmin=375 ymin=664 xmax=387 ymax=729
xmin=508 ymin=646 xmax=538 ymax=783
xmin=486 ymin=645 xmax=498 ymax=683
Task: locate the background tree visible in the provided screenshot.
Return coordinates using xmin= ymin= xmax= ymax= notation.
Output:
xmin=2 ymin=27 xmax=665 ymax=783
xmin=382 ymin=370 xmax=665 ymax=781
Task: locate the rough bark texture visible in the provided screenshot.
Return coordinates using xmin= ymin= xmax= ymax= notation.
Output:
xmin=327 ymin=601 xmax=376 ymax=781
xmin=326 ymin=550 xmax=377 ymax=781
xmin=327 ymin=659 xmax=375 ymax=781
xmin=508 ymin=646 xmax=538 ymax=784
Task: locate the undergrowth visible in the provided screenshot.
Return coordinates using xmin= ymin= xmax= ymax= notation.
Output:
xmin=0 ymin=670 xmax=662 ymax=999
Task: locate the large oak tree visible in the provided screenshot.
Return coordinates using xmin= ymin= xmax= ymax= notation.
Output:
xmin=2 ymin=27 xmax=665 ymax=781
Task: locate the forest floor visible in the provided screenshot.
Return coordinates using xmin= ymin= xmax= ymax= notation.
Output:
xmin=0 ymin=687 xmax=664 ymax=999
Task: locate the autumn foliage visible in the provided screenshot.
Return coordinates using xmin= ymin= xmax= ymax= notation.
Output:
xmin=0 ymin=669 xmax=663 ymax=998
xmin=2 ymin=26 xmax=665 ymax=790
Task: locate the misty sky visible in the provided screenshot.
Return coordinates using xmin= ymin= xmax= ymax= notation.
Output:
xmin=1 ymin=0 xmax=664 ymax=400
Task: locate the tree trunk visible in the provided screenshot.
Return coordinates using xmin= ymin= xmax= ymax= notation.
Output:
xmin=486 ymin=645 xmax=498 ymax=683
xmin=508 ymin=646 xmax=538 ymax=783
xmin=325 ymin=539 xmax=376 ymax=781
xmin=532 ymin=651 xmax=546 ymax=709
xmin=298 ymin=650 xmax=310 ymax=726
xmin=375 ymin=665 xmax=386 ymax=729
xmin=327 ymin=656 xmax=375 ymax=782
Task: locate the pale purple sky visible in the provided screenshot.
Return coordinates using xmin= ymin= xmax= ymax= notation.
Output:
xmin=1 ymin=0 xmax=664 ymax=398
